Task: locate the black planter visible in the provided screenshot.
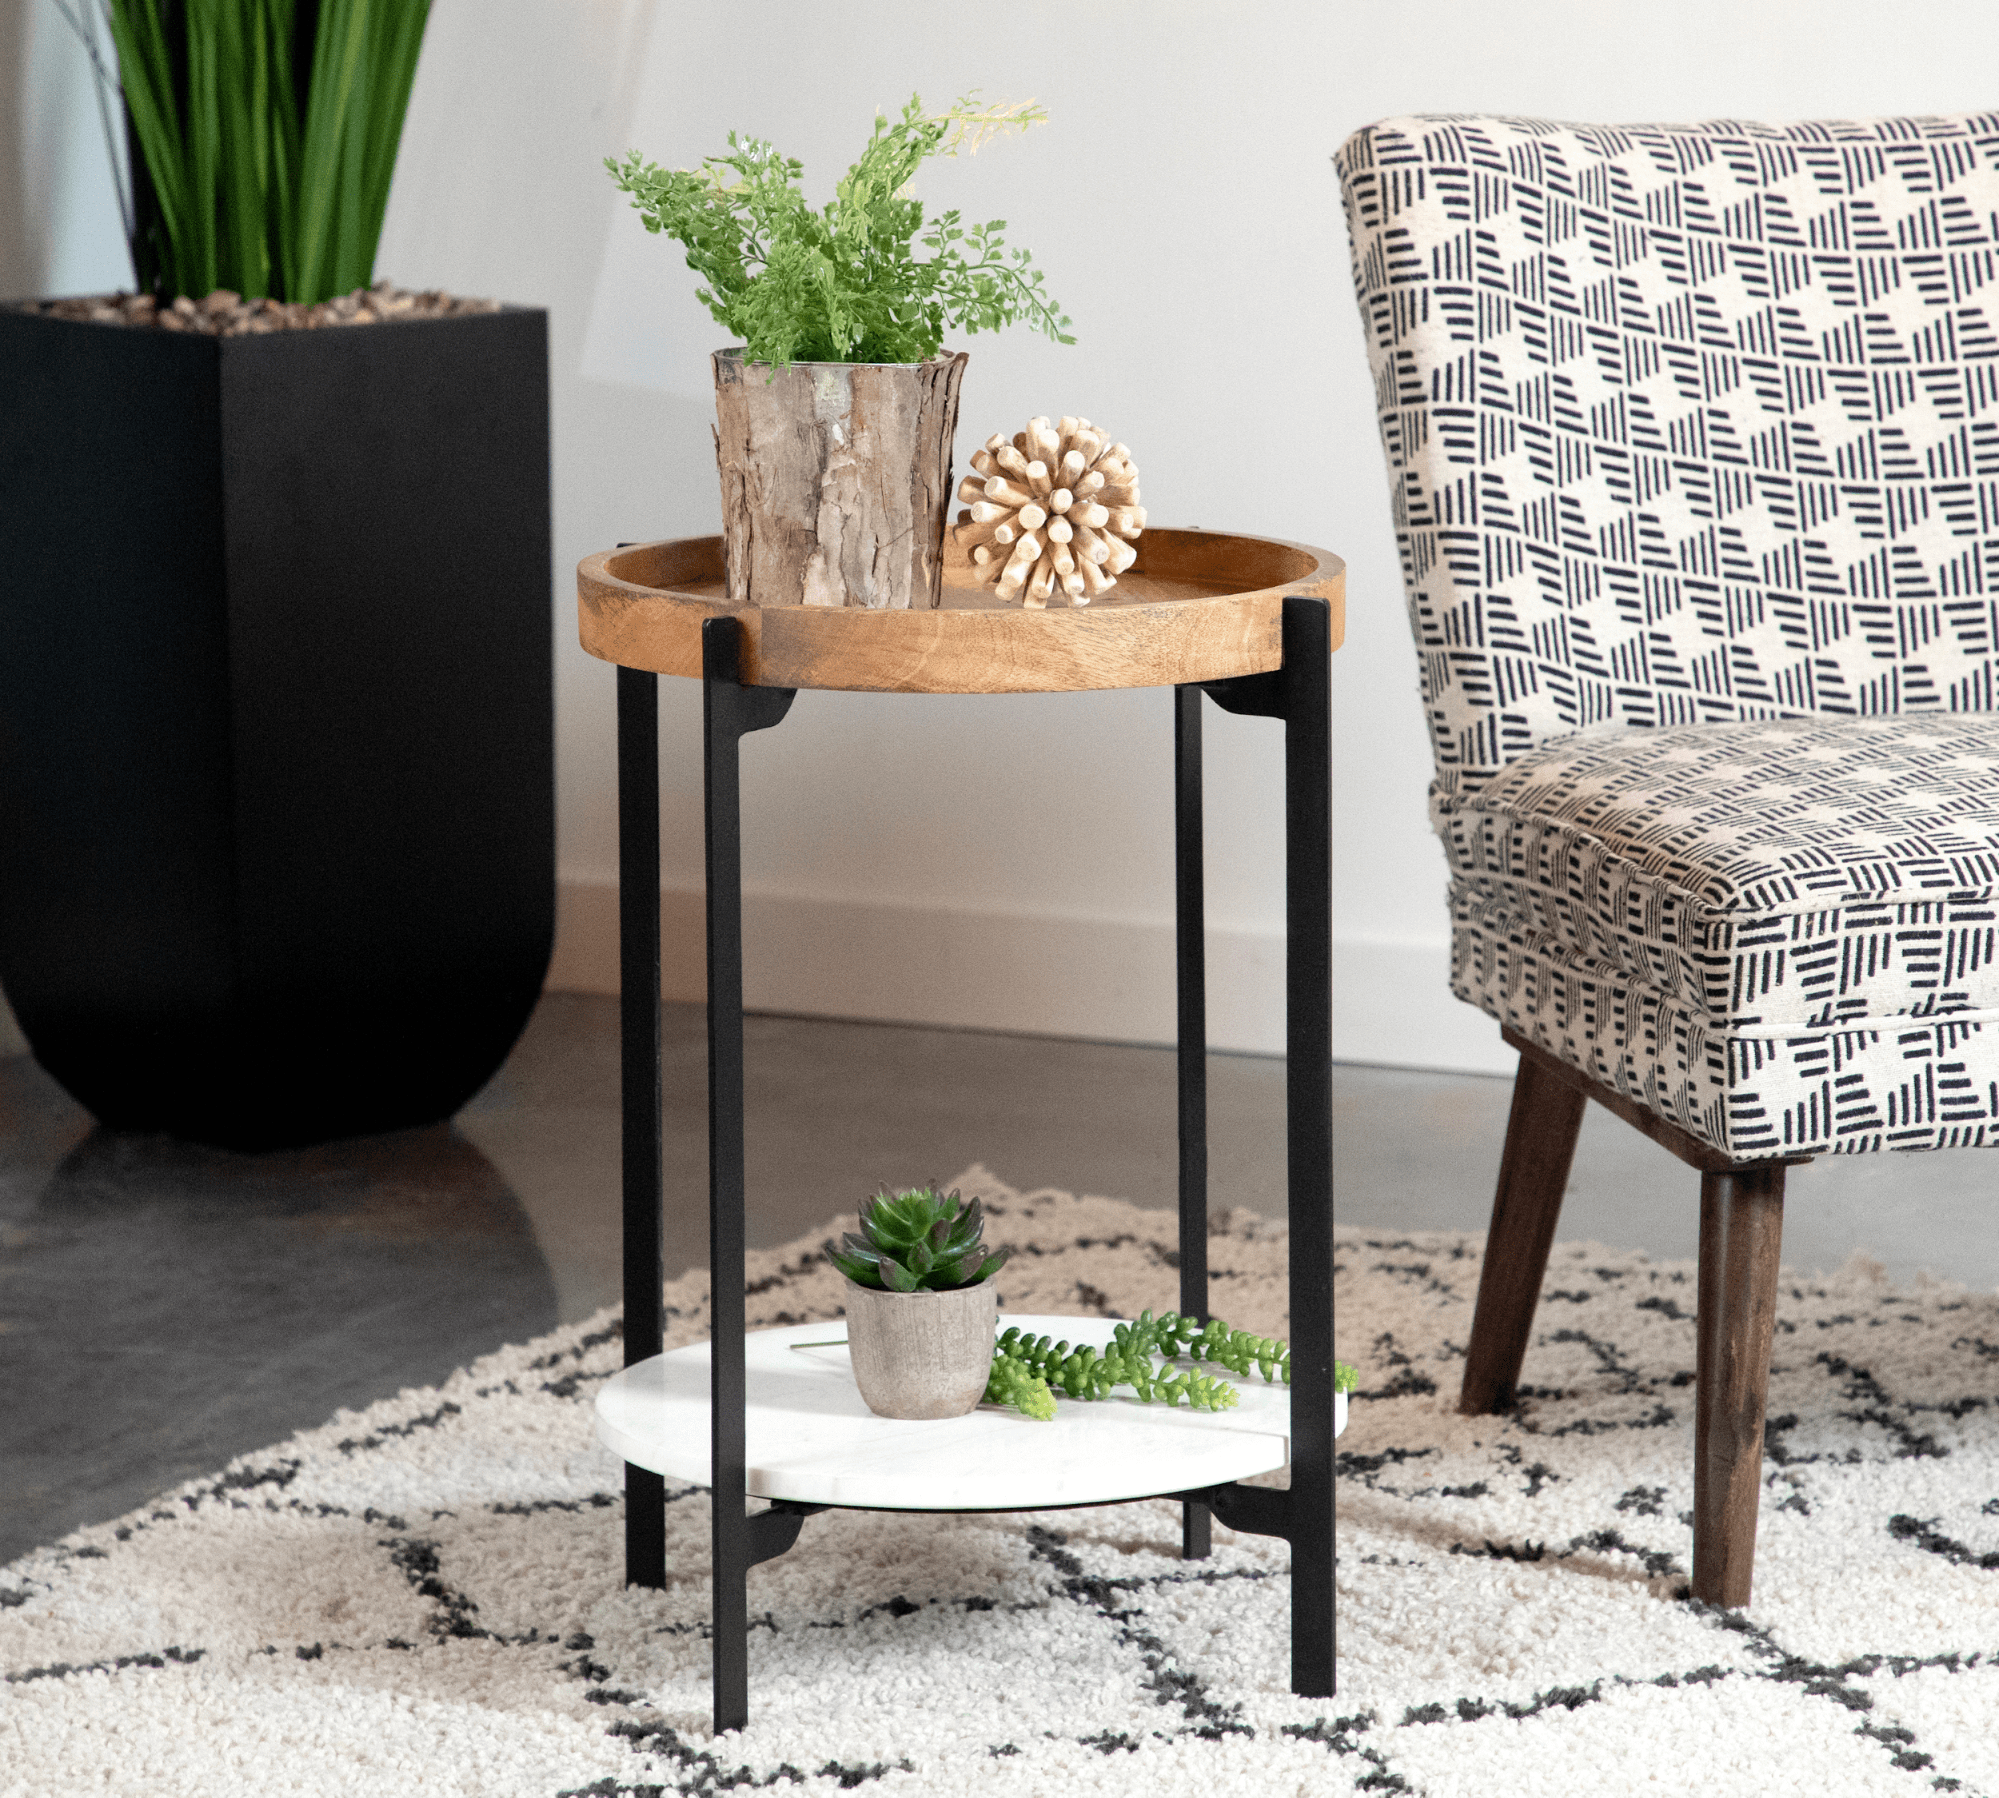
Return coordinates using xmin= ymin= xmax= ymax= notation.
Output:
xmin=0 ymin=306 xmax=554 ymax=1151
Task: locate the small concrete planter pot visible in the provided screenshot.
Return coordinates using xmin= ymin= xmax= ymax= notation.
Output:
xmin=843 ymin=1278 xmax=998 ymax=1420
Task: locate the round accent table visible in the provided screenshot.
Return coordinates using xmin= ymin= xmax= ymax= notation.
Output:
xmin=578 ymin=527 xmax=1344 ymax=1733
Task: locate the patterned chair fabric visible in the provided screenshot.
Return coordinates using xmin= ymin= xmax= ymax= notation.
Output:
xmin=1336 ymin=112 xmax=1999 ymax=1157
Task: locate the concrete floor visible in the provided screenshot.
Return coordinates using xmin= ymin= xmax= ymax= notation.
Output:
xmin=3 ymin=991 xmax=1995 ymax=1565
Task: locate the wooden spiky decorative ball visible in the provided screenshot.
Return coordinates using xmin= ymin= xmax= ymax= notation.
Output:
xmin=951 ymin=416 xmax=1145 ymax=607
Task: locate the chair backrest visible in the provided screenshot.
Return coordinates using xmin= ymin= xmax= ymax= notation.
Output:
xmin=1336 ymin=113 xmax=1999 ymax=803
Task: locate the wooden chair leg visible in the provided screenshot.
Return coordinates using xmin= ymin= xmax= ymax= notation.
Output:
xmin=1459 ymin=1052 xmax=1587 ymax=1414
xmin=1692 ymin=1165 xmax=1785 ymax=1607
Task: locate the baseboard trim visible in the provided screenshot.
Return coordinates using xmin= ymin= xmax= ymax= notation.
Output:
xmin=546 ymin=878 xmax=1515 ymax=1073
xmin=0 ymin=888 xmax=1515 ymax=1076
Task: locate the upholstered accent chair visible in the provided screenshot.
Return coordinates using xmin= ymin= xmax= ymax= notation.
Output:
xmin=1337 ymin=111 xmax=1999 ymax=1606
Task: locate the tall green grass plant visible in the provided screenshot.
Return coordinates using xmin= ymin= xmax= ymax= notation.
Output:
xmin=54 ymin=0 xmax=430 ymax=304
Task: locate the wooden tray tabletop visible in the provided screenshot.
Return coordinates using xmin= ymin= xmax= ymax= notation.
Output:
xmin=577 ymin=528 xmax=1344 ymax=694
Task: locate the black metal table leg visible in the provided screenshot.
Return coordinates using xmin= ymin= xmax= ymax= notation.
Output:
xmin=701 ymin=618 xmax=795 ymax=1736
xmin=1200 ymin=593 xmax=1337 ymax=1697
xmin=1174 ymin=684 xmax=1213 ymax=1564
xmin=617 ymin=665 xmax=666 ymax=1591
xmin=1280 ymin=594 xmax=1336 ymax=1698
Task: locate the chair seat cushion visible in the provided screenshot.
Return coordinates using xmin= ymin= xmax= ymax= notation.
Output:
xmin=1441 ymin=712 xmax=1999 ymax=1155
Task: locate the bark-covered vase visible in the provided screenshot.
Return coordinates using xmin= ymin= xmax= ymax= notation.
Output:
xmin=712 ymin=350 xmax=968 ymax=610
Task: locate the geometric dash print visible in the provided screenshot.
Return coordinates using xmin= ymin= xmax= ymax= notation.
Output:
xmin=1449 ymin=714 xmax=1999 ymax=1036
xmin=1336 ymin=114 xmax=1999 ymax=1160
xmin=1338 ymin=112 xmax=1999 ymax=801
xmin=1449 ymin=714 xmax=1999 ymax=1157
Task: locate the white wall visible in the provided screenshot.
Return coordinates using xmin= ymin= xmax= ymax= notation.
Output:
xmin=10 ymin=0 xmax=1999 ymax=1072
xmin=0 ymin=2 xmax=120 ymax=1054
xmin=0 ymin=0 xmax=132 ymax=301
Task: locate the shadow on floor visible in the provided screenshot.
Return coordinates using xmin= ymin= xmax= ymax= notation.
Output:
xmin=1 ymin=1117 xmax=555 ymax=1565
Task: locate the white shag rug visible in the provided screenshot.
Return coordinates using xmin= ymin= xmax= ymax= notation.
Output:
xmin=7 ymin=1165 xmax=1999 ymax=1797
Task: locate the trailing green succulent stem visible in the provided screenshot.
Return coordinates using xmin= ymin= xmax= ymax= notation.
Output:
xmin=982 ymin=1310 xmax=1362 ymax=1419
xmin=990 ymin=1328 xmax=1239 ymax=1414
xmin=1109 ymin=1310 xmax=1292 ymax=1385
xmin=982 ymin=1354 xmax=1056 ymax=1422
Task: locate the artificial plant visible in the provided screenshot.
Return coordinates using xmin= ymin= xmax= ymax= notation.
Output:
xmin=53 ymin=0 xmax=431 ymax=303
xmin=829 ymin=1185 xmax=1013 ymax=1293
xmin=983 ymin=1312 xmax=1362 ymax=1422
xmin=606 ymin=92 xmax=1073 ymax=368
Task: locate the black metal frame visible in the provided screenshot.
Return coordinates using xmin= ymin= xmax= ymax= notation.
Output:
xmin=614 ymin=595 xmax=1335 ymax=1732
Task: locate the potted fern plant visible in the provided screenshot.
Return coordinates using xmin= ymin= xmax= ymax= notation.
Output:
xmin=0 ymin=3 xmax=553 ymax=1151
xmin=829 ymin=1185 xmax=1014 ymax=1419
xmin=607 ymin=94 xmax=1071 ymax=611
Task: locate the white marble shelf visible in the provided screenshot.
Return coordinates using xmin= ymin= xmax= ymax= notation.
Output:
xmin=596 ymin=1314 xmax=1346 ymax=1512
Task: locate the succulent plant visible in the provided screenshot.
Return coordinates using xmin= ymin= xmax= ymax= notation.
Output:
xmin=982 ymin=1353 xmax=1056 ymax=1421
xmin=1113 ymin=1311 xmax=1291 ymax=1385
xmin=980 ymin=1309 xmax=1362 ymax=1420
xmin=990 ymin=1326 xmax=1240 ymax=1414
xmin=828 ymin=1185 xmax=1013 ymax=1293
